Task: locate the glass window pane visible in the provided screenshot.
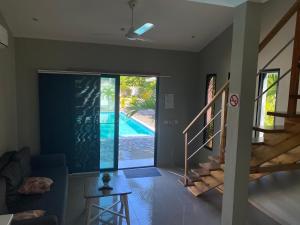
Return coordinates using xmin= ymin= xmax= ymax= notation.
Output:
xmin=204 ymin=74 xmax=216 ymax=149
xmin=260 ymin=72 xmax=278 ymax=127
xmin=100 ymin=77 xmax=116 ymax=170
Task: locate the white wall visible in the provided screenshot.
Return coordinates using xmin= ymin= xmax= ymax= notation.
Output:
xmin=195 ymin=26 xmax=233 ymax=162
xmin=0 ymin=12 xmax=18 ymax=155
xmin=258 ymin=0 xmax=297 ymax=126
xmin=14 ymin=38 xmax=199 ymax=167
xmin=195 ymin=0 xmax=297 ymax=157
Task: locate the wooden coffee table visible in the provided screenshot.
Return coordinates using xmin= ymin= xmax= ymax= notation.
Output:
xmin=84 ymin=175 xmax=132 ymax=225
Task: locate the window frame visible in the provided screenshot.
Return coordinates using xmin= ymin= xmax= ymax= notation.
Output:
xmin=255 ymin=69 xmax=280 ymax=129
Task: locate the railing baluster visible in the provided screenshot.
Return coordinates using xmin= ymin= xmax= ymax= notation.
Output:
xmin=220 ymin=87 xmax=229 ymax=164
xmin=188 ymin=110 xmax=222 ymax=145
xmin=184 ymin=132 xmax=188 ymax=186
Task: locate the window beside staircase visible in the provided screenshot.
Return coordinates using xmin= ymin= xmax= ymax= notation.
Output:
xmin=257 ymin=70 xmax=279 ymax=129
xmin=204 ymin=74 xmax=216 ymax=149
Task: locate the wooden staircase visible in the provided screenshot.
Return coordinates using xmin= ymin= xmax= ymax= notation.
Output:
xmin=185 ymin=118 xmax=300 ymax=197
xmin=181 ymin=1 xmax=300 ymax=198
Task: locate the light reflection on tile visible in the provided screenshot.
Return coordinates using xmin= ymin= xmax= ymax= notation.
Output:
xmin=67 ymin=168 xmax=279 ymax=225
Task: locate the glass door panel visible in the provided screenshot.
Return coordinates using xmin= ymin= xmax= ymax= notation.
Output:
xmin=100 ymin=76 xmax=119 ymax=170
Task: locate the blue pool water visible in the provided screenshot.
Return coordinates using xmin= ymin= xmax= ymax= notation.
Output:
xmin=100 ymin=112 xmax=154 ymax=139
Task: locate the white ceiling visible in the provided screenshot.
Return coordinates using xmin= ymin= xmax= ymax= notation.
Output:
xmin=0 ymin=0 xmax=236 ymax=52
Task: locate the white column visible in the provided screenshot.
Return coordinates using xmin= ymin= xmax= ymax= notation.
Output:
xmin=221 ymin=2 xmax=261 ymax=225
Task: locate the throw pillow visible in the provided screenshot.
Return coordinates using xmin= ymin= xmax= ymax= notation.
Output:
xmin=0 ymin=151 xmax=16 ymax=172
xmin=1 ymin=161 xmax=23 ymax=205
xmin=12 ymin=147 xmax=31 ymax=178
xmin=13 ymin=210 xmax=46 ymax=221
xmin=18 ymin=177 xmax=54 ymax=195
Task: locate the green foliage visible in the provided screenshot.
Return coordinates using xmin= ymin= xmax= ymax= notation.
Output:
xmin=126 ymin=96 xmax=156 ymax=117
xmin=264 ymin=73 xmax=278 ymax=127
xmin=120 ymin=76 xmax=156 ymax=117
xmin=101 ymin=86 xmax=115 ymax=99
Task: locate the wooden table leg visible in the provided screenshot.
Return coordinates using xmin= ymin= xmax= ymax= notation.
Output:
xmin=85 ymin=198 xmax=92 ymax=225
xmin=119 ymin=196 xmax=124 ymax=225
xmin=121 ymin=194 xmax=130 ymax=225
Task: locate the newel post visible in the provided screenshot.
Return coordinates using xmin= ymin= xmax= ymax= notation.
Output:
xmin=219 ymin=87 xmax=229 ymax=164
xmin=184 ymin=132 xmax=188 ymax=186
xmin=287 ymin=4 xmax=300 ymax=115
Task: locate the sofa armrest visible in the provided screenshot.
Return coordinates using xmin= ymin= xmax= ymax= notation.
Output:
xmin=31 ymin=154 xmax=66 ymax=169
xmin=11 ymin=215 xmax=58 ymax=225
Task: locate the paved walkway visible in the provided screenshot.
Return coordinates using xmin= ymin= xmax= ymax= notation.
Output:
xmin=100 ymin=136 xmax=154 ymax=169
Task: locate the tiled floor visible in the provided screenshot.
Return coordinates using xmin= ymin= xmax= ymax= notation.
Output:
xmin=66 ymin=168 xmax=279 ymax=225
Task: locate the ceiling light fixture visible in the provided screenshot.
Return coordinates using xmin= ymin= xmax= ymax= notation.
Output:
xmin=134 ymin=23 xmax=154 ymax=36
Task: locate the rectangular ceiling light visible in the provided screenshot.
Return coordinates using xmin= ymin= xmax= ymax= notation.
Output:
xmin=134 ymin=23 xmax=154 ymax=35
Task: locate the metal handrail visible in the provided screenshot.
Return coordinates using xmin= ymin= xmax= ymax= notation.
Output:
xmin=255 ymin=68 xmax=291 ymax=102
xmin=188 ymin=110 xmax=222 ymax=145
xmin=183 ymin=81 xmax=229 ymax=134
xmin=188 ymin=129 xmax=222 ymax=161
xmin=257 ymin=38 xmax=294 ymax=77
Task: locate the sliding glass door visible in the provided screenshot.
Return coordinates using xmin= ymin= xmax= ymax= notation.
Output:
xmin=39 ymin=73 xmax=157 ymax=173
xmin=39 ymin=74 xmax=101 ymax=173
xmin=99 ymin=75 xmax=120 ymax=170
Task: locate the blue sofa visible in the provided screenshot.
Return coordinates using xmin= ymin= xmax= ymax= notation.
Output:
xmin=0 ymin=149 xmax=68 ymax=225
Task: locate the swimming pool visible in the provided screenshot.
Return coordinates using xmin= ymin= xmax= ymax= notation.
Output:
xmin=100 ymin=112 xmax=154 ymax=139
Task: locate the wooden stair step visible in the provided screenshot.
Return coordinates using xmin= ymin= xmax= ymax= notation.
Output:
xmin=270 ymin=146 xmax=300 ymax=164
xmin=210 ymin=170 xmax=225 ymax=182
xmin=191 ymin=168 xmax=210 ymax=177
xmin=201 ymin=175 xmax=222 ymax=189
xmin=178 ymin=177 xmax=194 ymax=187
xmin=209 ymin=147 xmax=300 ymax=196
xmin=250 ymin=163 xmax=300 ymax=173
xmin=252 ymin=136 xmax=265 ymax=145
xmin=251 ymin=132 xmax=300 ymax=167
xmin=188 ymin=179 xmax=217 ymax=197
xmin=253 ymin=125 xmax=285 ymax=133
xmin=199 ymin=161 xmax=220 ymax=171
xmin=186 ymin=173 xmax=203 ymax=183
xmin=194 ymin=181 xmax=210 ymax=192
xmin=208 ymin=155 xmax=221 ymax=164
xmin=267 ymin=111 xmax=300 ymax=118
xmin=187 ymin=184 xmax=208 ymax=197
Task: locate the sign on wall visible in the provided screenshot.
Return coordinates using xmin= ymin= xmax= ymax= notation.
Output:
xmin=229 ymin=93 xmax=240 ymax=108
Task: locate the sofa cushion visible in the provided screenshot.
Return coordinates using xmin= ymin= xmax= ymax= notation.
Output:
xmin=13 ymin=210 xmax=46 ymax=221
xmin=13 ymin=147 xmax=31 ymax=178
xmin=10 ymin=166 xmax=68 ymax=225
xmin=11 ymin=215 xmax=58 ymax=225
xmin=0 ymin=151 xmax=16 ymax=172
xmin=1 ymin=161 xmax=23 ymax=206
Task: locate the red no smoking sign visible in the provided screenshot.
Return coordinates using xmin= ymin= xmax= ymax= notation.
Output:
xmin=229 ymin=94 xmax=239 ymax=108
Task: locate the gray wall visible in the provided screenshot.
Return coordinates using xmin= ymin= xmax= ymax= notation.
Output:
xmin=195 ymin=0 xmax=297 ymax=158
xmin=0 ymin=12 xmax=18 ymax=155
xmin=195 ymin=26 xmax=233 ymax=162
xmin=14 ymin=38 xmax=199 ymax=167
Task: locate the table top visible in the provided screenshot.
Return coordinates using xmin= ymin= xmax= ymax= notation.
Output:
xmin=84 ymin=175 xmax=132 ymax=198
xmin=0 ymin=214 xmax=13 ymax=225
